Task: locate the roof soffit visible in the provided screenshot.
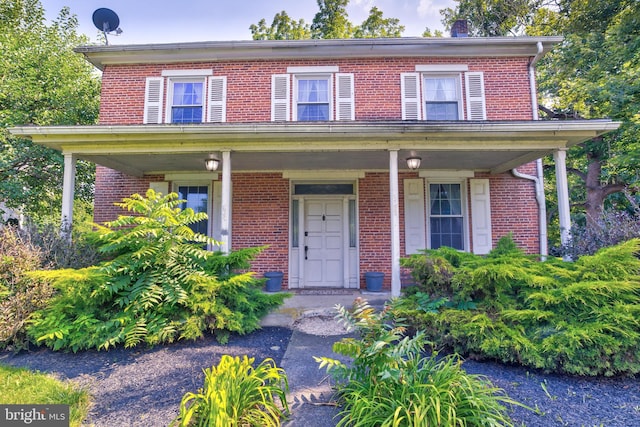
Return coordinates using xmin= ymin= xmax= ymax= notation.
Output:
xmin=75 ymin=37 xmax=563 ymax=70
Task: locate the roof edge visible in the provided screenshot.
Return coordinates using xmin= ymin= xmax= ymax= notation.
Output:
xmin=74 ymin=36 xmax=564 ymax=70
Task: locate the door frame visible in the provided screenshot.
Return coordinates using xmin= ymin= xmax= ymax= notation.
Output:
xmin=290 ymin=191 xmax=359 ymax=289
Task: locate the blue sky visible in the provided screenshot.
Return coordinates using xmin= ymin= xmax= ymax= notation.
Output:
xmin=42 ymin=0 xmax=454 ymax=44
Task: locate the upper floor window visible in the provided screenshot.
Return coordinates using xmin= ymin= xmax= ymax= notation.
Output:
xmin=401 ymin=65 xmax=486 ymax=121
xmin=296 ymin=76 xmax=331 ymax=121
xmin=272 ymin=66 xmax=354 ymax=122
xmin=143 ymin=70 xmax=227 ymax=124
xmin=170 ymin=79 xmax=204 ymax=124
xmin=423 ymin=75 xmax=461 ymax=120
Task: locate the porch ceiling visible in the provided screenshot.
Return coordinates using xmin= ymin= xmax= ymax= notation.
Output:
xmin=11 ymin=120 xmax=620 ymax=176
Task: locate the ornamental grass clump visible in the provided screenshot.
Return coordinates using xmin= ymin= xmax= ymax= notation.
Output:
xmin=397 ymin=236 xmax=640 ymax=376
xmin=172 ymin=355 xmax=289 ymax=427
xmin=316 ymin=298 xmax=519 ymax=427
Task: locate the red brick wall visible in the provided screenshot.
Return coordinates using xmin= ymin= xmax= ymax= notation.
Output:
xmin=94 ymin=166 xmax=541 ymax=290
xmin=93 ymin=166 xmax=165 ymax=224
xmin=475 ymin=162 xmax=540 ymax=254
xmin=359 ymin=172 xmax=392 ymax=289
xmin=230 ymin=173 xmax=290 ymax=286
xmin=98 ymin=57 xmax=533 ymax=125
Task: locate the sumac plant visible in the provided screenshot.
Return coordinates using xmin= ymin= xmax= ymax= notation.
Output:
xmin=28 ymin=190 xmax=286 ymax=351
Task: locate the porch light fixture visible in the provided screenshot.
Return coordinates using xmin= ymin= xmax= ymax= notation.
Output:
xmin=406 ymin=156 xmax=422 ymax=170
xmin=204 ymin=155 xmax=220 ymax=171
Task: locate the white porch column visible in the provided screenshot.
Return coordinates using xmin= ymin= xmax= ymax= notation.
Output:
xmin=61 ymin=153 xmax=77 ymax=237
xmin=220 ymin=150 xmax=232 ymax=254
xmin=389 ymin=150 xmax=401 ymax=298
xmin=554 ymin=149 xmax=572 ymax=247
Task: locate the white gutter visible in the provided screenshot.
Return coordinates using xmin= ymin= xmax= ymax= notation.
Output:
xmin=512 ymin=41 xmax=548 ymax=258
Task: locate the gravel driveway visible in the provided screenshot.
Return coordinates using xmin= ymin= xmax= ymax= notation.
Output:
xmin=1 ymin=323 xmax=639 ymax=427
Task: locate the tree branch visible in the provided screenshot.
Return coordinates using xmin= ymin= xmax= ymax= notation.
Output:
xmin=566 ymin=167 xmax=587 ymax=183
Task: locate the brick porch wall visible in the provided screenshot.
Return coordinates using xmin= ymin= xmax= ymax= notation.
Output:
xmin=475 ymin=162 xmax=541 ymax=254
xmin=230 ymin=173 xmax=290 ymax=287
xmin=93 ymin=166 xmax=165 ymax=224
xmin=93 ymin=167 xmax=541 ymax=290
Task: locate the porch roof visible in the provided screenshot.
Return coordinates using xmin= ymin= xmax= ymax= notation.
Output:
xmin=11 ymin=120 xmax=620 ymax=177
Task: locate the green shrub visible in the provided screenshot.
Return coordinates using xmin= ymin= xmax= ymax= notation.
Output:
xmin=316 ymin=299 xmax=519 ymax=427
xmin=27 ymin=190 xmax=286 ymax=351
xmin=172 ymin=355 xmax=289 ymax=427
xmin=398 ymin=237 xmax=640 ymax=376
xmin=0 ymin=227 xmax=55 ymax=351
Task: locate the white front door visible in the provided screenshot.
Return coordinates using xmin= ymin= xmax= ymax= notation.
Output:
xmin=304 ymin=199 xmax=344 ymax=287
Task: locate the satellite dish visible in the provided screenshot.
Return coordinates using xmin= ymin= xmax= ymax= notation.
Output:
xmin=92 ymin=8 xmax=122 ymax=45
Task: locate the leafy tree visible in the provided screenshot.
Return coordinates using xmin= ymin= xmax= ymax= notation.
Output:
xmin=353 ymin=6 xmax=404 ymax=38
xmin=250 ymin=1 xmax=405 ymax=40
xmin=441 ymin=0 xmax=538 ymax=36
xmin=311 ymin=0 xmax=354 ymax=39
xmin=535 ymin=0 xmax=640 ymax=228
xmin=249 ymin=11 xmax=311 ymax=40
xmin=444 ymin=0 xmax=640 ymax=235
xmin=0 ymin=0 xmax=100 ymax=222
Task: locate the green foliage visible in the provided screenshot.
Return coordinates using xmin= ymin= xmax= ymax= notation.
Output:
xmin=0 ymin=363 xmax=90 ymax=426
xmin=0 ymin=0 xmax=100 ymax=218
xmin=172 ymin=355 xmax=289 ymax=427
xmin=398 ymin=237 xmax=640 ymax=376
xmin=27 ymin=190 xmax=286 ymax=351
xmin=316 ymin=298 xmax=519 ymax=427
xmin=0 ymin=226 xmax=55 ymax=350
xmin=440 ymin=0 xmax=534 ymax=36
xmin=251 ymin=0 xmax=405 ymax=40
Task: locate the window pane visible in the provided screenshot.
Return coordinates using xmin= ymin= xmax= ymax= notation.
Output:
xmin=178 ymin=186 xmax=208 ymax=236
xmin=425 ymin=102 xmax=458 ymax=120
xmin=298 ymin=79 xmax=329 ymax=102
xmin=430 ymin=217 xmax=464 ymax=250
xmin=292 ymin=200 xmax=299 ymax=248
xmin=171 ymin=81 xmax=203 ymax=123
xmin=173 ymin=82 xmax=203 ymax=105
xmin=429 ymin=184 xmax=464 ymax=250
xmin=294 ymin=184 xmax=354 ymax=195
xmin=349 ymin=199 xmax=356 ymax=248
xmin=297 ymin=78 xmax=330 ymax=121
xmin=172 ymin=106 xmax=203 ymax=123
xmin=425 ymin=78 xmax=457 ymax=101
xmin=298 ymin=104 xmax=329 ymax=121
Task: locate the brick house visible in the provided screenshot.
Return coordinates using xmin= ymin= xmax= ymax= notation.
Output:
xmin=12 ymin=28 xmax=619 ymax=296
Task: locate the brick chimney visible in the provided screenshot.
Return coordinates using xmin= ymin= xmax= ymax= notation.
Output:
xmin=451 ymin=20 xmax=469 ymax=37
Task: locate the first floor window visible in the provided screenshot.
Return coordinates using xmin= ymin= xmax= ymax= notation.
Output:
xmin=177 ymin=185 xmax=209 ymax=235
xmin=171 ymin=80 xmax=204 ymax=123
xmin=296 ymin=77 xmax=330 ymax=121
xmin=429 ymin=183 xmax=464 ymax=250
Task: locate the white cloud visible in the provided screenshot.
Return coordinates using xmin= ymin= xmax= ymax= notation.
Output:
xmin=417 ymin=0 xmax=438 ymax=18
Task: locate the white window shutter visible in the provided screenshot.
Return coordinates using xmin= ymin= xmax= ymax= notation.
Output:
xmin=465 ymin=72 xmax=487 ymax=120
xmin=206 ymin=76 xmax=227 ymax=123
xmin=271 ymin=74 xmax=290 ymax=121
xmin=404 ymin=179 xmax=426 ymax=254
xmin=335 ymin=73 xmax=355 ymax=121
xmin=143 ymin=77 xmax=164 ymax=124
xmin=470 ymin=178 xmax=492 ymax=254
xmin=401 ymin=73 xmax=422 ymax=120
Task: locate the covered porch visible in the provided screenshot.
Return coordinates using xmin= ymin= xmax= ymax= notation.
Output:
xmin=11 ymin=120 xmax=620 ymax=296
